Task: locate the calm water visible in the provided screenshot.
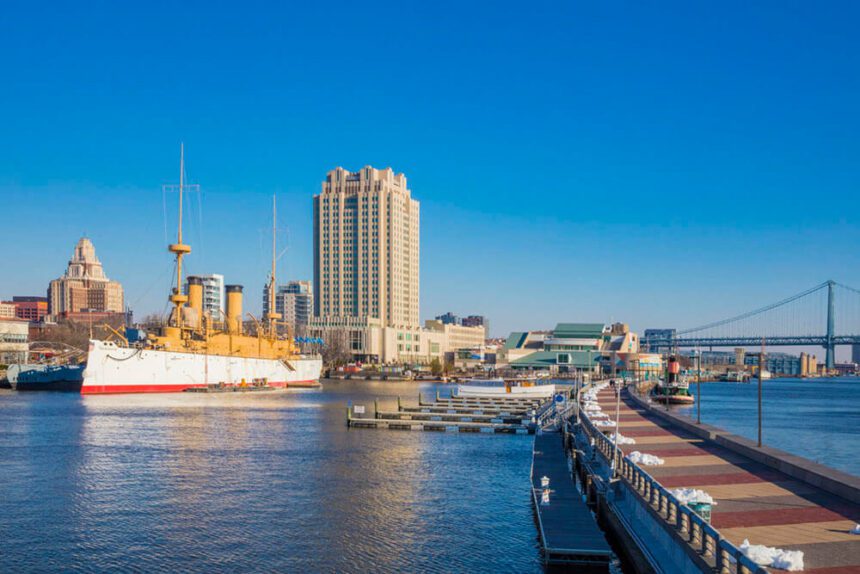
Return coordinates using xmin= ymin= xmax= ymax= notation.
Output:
xmin=0 ymin=381 xmax=544 ymax=573
xmin=674 ymin=377 xmax=860 ymax=476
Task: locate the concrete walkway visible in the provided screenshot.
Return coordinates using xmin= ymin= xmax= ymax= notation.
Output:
xmin=595 ymin=387 xmax=860 ymax=573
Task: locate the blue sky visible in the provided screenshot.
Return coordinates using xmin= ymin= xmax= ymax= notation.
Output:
xmin=1 ymin=1 xmax=858 ymax=350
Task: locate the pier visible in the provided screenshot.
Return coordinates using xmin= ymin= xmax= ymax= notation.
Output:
xmin=346 ymin=393 xmax=545 ymax=434
xmin=532 ymin=431 xmax=613 ymax=569
xmin=571 ymin=383 xmax=860 ymax=573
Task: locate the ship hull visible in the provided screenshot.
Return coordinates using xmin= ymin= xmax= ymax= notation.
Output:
xmin=81 ymin=340 xmax=322 ymax=394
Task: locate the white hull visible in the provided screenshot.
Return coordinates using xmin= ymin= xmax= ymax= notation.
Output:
xmin=456 ymin=384 xmax=556 ymax=398
xmin=82 ymin=340 xmax=322 ymax=394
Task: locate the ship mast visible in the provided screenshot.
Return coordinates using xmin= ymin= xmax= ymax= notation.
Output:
xmin=168 ymin=144 xmax=192 ymax=328
xmin=266 ymin=194 xmax=281 ymax=336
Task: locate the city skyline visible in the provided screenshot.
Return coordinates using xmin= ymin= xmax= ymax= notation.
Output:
xmin=2 ymin=1 xmax=859 ymax=345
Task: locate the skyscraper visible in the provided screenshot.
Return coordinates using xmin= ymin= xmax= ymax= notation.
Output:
xmin=48 ymin=237 xmax=124 ymax=320
xmin=314 ymin=166 xmax=419 ymax=327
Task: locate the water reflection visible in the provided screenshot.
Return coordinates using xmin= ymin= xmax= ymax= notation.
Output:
xmin=1 ymin=382 xmax=543 ymax=573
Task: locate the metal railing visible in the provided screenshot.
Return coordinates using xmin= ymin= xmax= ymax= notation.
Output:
xmin=579 ymin=393 xmax=767 ymax=574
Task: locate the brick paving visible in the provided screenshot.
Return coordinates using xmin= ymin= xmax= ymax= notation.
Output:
xmin=595 ymin=388 xmax=860 ymax=573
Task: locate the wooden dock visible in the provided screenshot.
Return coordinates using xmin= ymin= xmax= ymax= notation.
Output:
xmin=347 ymin=394 xmax=545 ymax=435
xmin=532 ymin=431 xmax=613 ymax=569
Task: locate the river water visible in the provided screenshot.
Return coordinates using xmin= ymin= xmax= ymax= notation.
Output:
xmin=2 ymin=378 xmax=855 ymax=572
xmin=0 ymin=380 xmax=546 ymax=573
xmin=674 ymin=377 xmax=860 ymax=476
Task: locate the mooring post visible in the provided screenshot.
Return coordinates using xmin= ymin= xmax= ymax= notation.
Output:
xmin=374 ymin=398 xmax=379 ymax=419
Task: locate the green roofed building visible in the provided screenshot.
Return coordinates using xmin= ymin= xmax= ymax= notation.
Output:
xmin=499 ymin=322 xmax=638 ymax=374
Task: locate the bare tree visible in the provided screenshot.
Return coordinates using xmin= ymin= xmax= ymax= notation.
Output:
xmin=321 ymin=329 xmax=352 ymax=369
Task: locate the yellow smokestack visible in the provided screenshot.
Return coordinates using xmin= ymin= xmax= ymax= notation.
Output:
xmin=187 ymin=276 xmax=203 ymax=328
xmin=226 ymin=284 xmax=243 ymax=334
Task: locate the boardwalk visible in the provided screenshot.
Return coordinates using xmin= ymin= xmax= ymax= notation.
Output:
xmin=592 ymin=386 xmax=860 ymax=573
xmin=532 ymin=431 xmax=613 ymax=569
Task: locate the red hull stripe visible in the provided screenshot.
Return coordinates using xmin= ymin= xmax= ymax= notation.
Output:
xmin=81 ymin=381 xmax=319 ymax=394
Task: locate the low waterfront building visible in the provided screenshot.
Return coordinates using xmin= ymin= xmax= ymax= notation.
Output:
xmin=499 ymin=322 xmax=642 ymax=375
xmin=0 ymin=320 xmax=28 ymax=364
xmin=307 ymin=316 xmax=485 ymax=365
xmin=48 ymin=238 xmax=124 ymax=321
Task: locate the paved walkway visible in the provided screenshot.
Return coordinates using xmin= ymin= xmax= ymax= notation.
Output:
xmin=595 ymin=388 xmax=860 ymax=573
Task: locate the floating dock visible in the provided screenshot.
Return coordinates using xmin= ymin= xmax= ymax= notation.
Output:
xmin=532 ymin=431 xmax=613 ymax=570
xmin=347 ymin=393 xmax=546 ymax=434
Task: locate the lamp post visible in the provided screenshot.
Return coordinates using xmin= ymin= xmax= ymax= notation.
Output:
xmin=695 ymin=349 xmax=702 ymax=425
xmin=757 ymin=338 xmax=766 ymax=447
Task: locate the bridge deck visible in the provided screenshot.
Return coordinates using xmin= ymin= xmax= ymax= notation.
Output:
xmin=595 ymin=388 xmax=860 ymax=573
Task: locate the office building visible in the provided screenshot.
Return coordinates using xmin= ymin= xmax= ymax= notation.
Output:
xmin=263 ymin=280 xmax=314 ymax=330
xmin=314 ymin=166 xmax=420 ymax=327
xmin=436 ymin=312 xmax=460 ymax=325
xmin=1 ymin=296 xmax=48 ymax=322
xmin=48 ymin=237 xmax=124 ymax=320
xmin=462 ymin=315 xmax=489 ymax=337
xmin=186 ymin=274 xmax=225 ymax=318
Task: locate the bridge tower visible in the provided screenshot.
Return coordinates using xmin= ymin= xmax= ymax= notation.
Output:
xmin=825 ymin=280 xmax=835 ymax=371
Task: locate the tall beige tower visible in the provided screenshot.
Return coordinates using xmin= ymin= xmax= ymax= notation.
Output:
xmin=314 ymin=166 xmax=420 ymax=327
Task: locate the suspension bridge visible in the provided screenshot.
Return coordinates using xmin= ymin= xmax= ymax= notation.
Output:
xmin=645 ymin=280 xmax=860 ymax=369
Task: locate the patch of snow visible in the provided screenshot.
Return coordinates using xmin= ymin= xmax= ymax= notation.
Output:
xmin=669 ymin=488 xmax=716 ymax=505
xmin=595 ymin=419 xmax=617 ymax=427
xmin=609 ymin=433 xmax=636 ymax=445
xmin=627 ymin=451 xmax=665 ymax=466
xmin=851 ymin=524 xmax=860 ymax=535
xmin=739 ymin=540 xmax=804 ymax=572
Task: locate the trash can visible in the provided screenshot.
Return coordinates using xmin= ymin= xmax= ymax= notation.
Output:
xmin=689 ymin=502 xmax=712 ymax=523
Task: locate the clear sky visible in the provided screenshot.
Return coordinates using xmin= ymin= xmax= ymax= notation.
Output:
xmin=2 ymin=1 xmax=858 ymax=350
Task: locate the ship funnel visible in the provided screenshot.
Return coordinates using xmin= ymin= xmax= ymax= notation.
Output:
xmin=187 ymin=276 xmax=204 ymax=328
xmin=226 ymin=284 xmax=243 ymax=334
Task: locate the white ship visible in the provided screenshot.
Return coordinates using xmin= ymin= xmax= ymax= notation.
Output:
xmin=456 ymin=377 xmax=556 ymax=399
xmin=80 ymin=146 xmax=322 ymax=394
xmin=82 ymin=340 xmax=321 ymax=394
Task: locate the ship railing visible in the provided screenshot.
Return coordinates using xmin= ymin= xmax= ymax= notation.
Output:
xmin=579 ymin=395 xmax=767 ymax=574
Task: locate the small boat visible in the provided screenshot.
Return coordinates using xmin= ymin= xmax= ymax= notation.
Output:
xmin=650 ymin=379 xmax=695 ymax=405
xmin=456 ymin=376 xmax=556 ymax=398
xmin=7 ymin=364 xmax=85 ymax=391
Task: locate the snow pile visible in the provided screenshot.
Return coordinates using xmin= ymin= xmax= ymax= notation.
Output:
xmin=609 ymin=433 xmax=636 ymax=445
xmin=584 ymin=403 xmax=602 ymax=412
xmin=851 ymin=524 xmax=860 ymax=535
xmin=627 ymin=451 xmax=665 ymax=466
xmin=595 ymin=419 xmax=617 ymax=427
xmin=740 ymin=540 xmax=804 ymax=572
xmin=669 ymin=488 xmax=716 ymax=505
xmin=589 ymin=411 xmax=610 ymax=419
